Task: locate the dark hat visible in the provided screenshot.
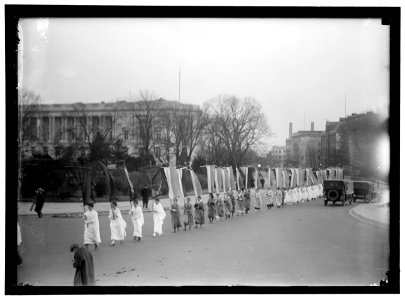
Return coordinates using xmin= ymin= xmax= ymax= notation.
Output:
xmin=70 ymin=243 xmax=80 ymax=252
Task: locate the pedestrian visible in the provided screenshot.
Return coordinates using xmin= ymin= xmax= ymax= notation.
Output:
xmin=254 ymin=188 xmax=262 ymax=211
xmin=33 ymin=188 xmax=46 ymax=218
xmin=260 ymin=176 xmax=265 ymax=189
xmin=236 ymin=190 xmax=245 ymax=215
xmin=207 ymin=193 xmax=217 ymax=223
xmin=244 ymin=189 xmax=251 ymax=214
xmin=170 ymin=198 xmax=182 ymax=233
xmin=108 ymin=201 xmax=127 ymax=246
xmin=141 ymin=184 xmax=149 ymax=209
xmin=223 ymin=193 xmax=232 ymax=219
xmin=183 ymin=197 xmax=194 ymax=230
xmin=152 ymin=198 xmax=166 ymax=237
xmin=70 ymin=243 xmax=95 ymax=286
xmin=229 ymin=191 xmax=236 ymax=217
xmin=129 ymin=200 xmax=144 ymax=241
xmin=266 ymin=187 xmax=274 ymax=209
xmin=193 ymin=196 xmax=205 ymax=228
xmin=83 ymin=203 xmax=101 ymax=250
xmin=275 ymin=188 xmax=282 ymax=208
xmin=216 ymin=193 xmax=224 ymax=219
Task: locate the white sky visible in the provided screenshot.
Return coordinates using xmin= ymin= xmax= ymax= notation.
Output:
xmin=19 ymin=18 xmax=389 ymax=145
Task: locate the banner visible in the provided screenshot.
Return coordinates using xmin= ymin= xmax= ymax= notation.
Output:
xmin=164 ymin=167 xmax=183 ymax=199
xmin=221 ymin=168 xmax=227 ymax=192
xmin=236 ymin=167 xmax=242 ymax=190
xmin=123 ymin=165 xmax=134 ymax=199
xmin=177 ymin=168 xmax=185 ymax=198
xmin=189 ymin=169 xmax=203 ymax=197
xmin=205 ymin=165 xmax=216 ymax=193
xmin=227 ymin=166 xmax=235 ymax=191
xmin=244 ymin=167 xmax=249 ymax=189
xmin=254 ymin=168 xmax=258 ymax=189
xmin=214 ymin=167 xmax=223 ymax=194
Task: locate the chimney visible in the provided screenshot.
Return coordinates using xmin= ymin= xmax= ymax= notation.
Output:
xmin=289 ymin=122 xmax=292 ymax=138
xmin=311 ymin=122 xmax=314 ymax=131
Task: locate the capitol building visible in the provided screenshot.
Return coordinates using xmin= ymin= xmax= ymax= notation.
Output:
xmin=20 ymin=98 xmax=201 ymax=165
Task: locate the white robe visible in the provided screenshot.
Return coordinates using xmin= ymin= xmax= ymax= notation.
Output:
xmin=17 ymin=222 xmax=22 ymax=245
xmin=109 ymin=207 xmax=127 ymax=241
xmin=152 ymin=202 xmax=166 ymax=234
xmin=130 ymin=206 xmax=144 ymax=238
xmin=84 ymin=210 xmax=101 ymax=245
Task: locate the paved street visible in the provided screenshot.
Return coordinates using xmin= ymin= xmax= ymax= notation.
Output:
xmin=17 ymin=196 xmax=389 ymax=286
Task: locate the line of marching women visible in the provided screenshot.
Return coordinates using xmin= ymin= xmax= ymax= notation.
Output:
xmin=80 ymin=183 xmax=324 ymax=249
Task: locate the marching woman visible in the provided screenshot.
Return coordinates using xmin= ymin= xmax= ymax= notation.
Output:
xmin=170 ymin=198 xmax=182 ymax=233
xmin=266 ymin=187 xmax=274 ymax=210
xmin=229 ymin=191 xmax=236 ymax=217
xmin=236 ymin=190 xmax=245 ymax=215
xmin=223 ymin=193 xmax=232 ymax=219
xmin=207 ymin=193 xmax=217 ymax=223
xmin=275 ymin=188 xmax=282 ymax=208
xmin=129 ymin=200 xmax=144 ymax=241
xmin=254 ymin=188 xmax=262 ymax=211
xmin=152 ymin=198 xmax=166 ymax=237
xmin=183 ymin=197 xmax=194 ymax=231
xmin=244 ymin=189 xmax=251 ymax=214
xmin=194 ymin=196 xmax=205 ymax=228
xmin=216 ymin=193 xmax=225 ymax=219
xmin=83 ymin=203 xmax=101 ymax=250
xmin=109 ymin=201 xmax=127 ymax=246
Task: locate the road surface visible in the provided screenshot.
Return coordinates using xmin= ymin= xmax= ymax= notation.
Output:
xmin=17 ymin=198 xmax=389 ymax=286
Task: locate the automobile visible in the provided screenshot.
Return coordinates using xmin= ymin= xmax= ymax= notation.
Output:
xmin=352 ymin=181 xmax=376 ymax=203
xmin=323 ymin=179 xmax=352 ymax=206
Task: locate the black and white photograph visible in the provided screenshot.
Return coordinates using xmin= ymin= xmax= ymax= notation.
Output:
xmin=5 ymin=3 xmax=399 ymax=294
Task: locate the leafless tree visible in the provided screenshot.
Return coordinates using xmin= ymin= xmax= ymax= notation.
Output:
xmin=153 ymin=111 xmax=175 ymax=165
xmin=17 ymin=89 xmax=41 ymax=200
xmin=203 ymin=95 xmax=270 ymax=168
xmin=129 ymin=89 xmax=163 ymax=155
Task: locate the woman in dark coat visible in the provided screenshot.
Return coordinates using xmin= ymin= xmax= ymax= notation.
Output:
xmin=229 ymin=191 xmax=236 ymax=217
xmin=216 ymin=193 xmax=224 ymax=219
xmin=244 ymin=189 xmax=251 ymax=214
xmin=170 ymin=198 xmax=182 ymax=233
xmin=193 ymin=196 xmax=205 ymax=228
xmin=34 ymin=188 xmax=46 ymax=218
xmin=70 ymin=243 xmax=95 ymax=286
xmin=207 ymin=193 xmax=217 ymax=223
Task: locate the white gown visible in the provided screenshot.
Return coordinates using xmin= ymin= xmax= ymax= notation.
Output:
xmin=84 ymin=210 xmax=101 ymax=245
xmin=152 ymin=202 xmax=166 ymax=234
xmin=130 ymin=206 xmax=144 ymax=238
xmin=109 ymin=207 xmax=127 ymax=241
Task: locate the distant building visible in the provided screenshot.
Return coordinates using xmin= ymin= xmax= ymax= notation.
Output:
xmin=270 ymin=145 xmax=286 ymax=167
xmin=320 ymin=111 xmax=387 ymax=177
xmin=20 ymin=99 xmax=201 ymax=166
xmin=285 ymin=122 xmax=322 ymax=168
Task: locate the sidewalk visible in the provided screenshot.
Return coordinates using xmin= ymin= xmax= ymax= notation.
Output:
xmin=350 ymin=190 xmax=390 ymax=227
xmin=18 ymin=194 xmax=211 ymax=216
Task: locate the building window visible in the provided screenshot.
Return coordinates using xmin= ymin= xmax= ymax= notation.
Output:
xmin=43 ymin=147 xmax=48 ymax=156
xmin=124 ymin=129 xmax=129 ymax=140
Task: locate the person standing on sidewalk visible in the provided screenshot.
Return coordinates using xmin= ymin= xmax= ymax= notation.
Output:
xmin=207 ymin=193 xmax=217 ymax=223
xmin=70 ymin=243 xmax=95 ymax=286
xmin=141 ymin=185 xmax=149 ymax=209
xmin=193 ymin=196 xmax=205 ymax=228
xmin=170 ymin=198 xmax=182 ymax=233
xmin=32 ymin=188 xmax=46 ymax=218
xmin=183 ymin=197 xmax=194 ymax=230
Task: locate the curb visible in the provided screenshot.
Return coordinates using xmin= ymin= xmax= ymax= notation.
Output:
xmin=349 ymin=206 xmax=389 ymax=229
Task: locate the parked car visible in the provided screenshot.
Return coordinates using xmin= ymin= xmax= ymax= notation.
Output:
xmin=352 ymin=181 xmax=376 ymax=203
xmin=323 ymin=180 xmax=352 ymax=206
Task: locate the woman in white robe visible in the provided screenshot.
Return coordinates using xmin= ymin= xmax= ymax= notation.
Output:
xmin=129 ymin=200 xmax=144 ymax=241
xmin=109 ymin=201 xmax=127 ymax=246
xmin=83 ymin=203 xmax=101 ymax=250
xmin=152 ymin=198 xmax=166 ymax=237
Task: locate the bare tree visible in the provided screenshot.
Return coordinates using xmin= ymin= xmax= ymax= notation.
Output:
xmin=203 ymin=95 xmax=270 ymax=168
xmin=153 ymin=111 xmax=175 ymax=165
xmin=129 ymin=89 xmax=163 ymax=155
xmin=70 ymin=101 xmax=123 ymax=163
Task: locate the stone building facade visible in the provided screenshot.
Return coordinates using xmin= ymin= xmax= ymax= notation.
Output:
xmin=20 ymin=99 xmax=201 ymax=166
xmin=270 ymin=145 xmax=286 ymax=167
xmin=285 ymin=122 xmax=322 ymax=168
